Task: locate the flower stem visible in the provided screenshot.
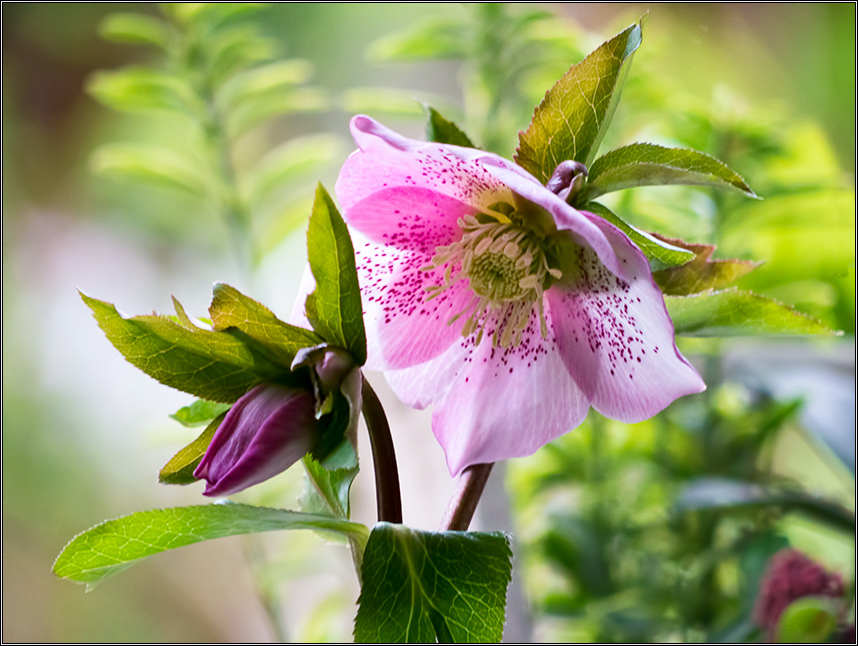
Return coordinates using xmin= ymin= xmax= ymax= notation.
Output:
xmin=360 ymin=375 xmax=403 ymax=524
xmin=440 ymin=463 xmax=494 ymax=531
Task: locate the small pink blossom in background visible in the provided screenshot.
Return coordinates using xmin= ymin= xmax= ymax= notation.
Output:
xmin=335 ymin=115 xmax=705 ymax=476
xmin=195 ymin=384 xmax=315 ymax=496
xmin=753 ymin=549 xmax=845 ymax=640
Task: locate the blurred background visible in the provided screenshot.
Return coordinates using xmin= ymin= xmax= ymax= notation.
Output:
xmin=2 ymin=3 xmax=854 ymax=642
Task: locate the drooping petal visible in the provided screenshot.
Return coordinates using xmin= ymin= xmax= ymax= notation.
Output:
xmin=547 ymin=216 xmax=705 ymax=423
xmin=195 ymin=384 xmax=315 ymax=496
xmin=336 ymin=115 xmax=511 ymax=214
xmin=430 ymin=309 xmax=590 ymax=476
xmin=354 ymin=231 xmax=474 ymax=370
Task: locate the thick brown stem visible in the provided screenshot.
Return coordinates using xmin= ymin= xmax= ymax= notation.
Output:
xmin=360 ymin=375 xmax=402 ymax=524
xmin=440 ymin=463 xmax=494 ymax=531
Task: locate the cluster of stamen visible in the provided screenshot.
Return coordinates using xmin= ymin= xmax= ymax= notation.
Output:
xmin=421 ymin=211 xmax=562 ymax=348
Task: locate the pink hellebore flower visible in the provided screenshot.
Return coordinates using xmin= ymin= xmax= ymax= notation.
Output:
xmin=335 ymin=115 xmax=705 ymax=476
xmin=194 ymin=384 xmax=316 ymax=496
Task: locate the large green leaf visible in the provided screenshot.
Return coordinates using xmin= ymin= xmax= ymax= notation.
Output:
xmin=98 ymin=12 xmax=172 ymax=49
xmin=53 ymin=503 xmax=369 ymax=588
xmin=305 ymin=184 xmax=367 ymax=365
xmin=82 ymin=292 xmax=286 ymax=403
xmin=586 ymin=143 xmax=757 ymax=200
xmin=208 ymin=283 xmax=323 ymax=367
xmin=354 ymin=523 xmax=512 ymax=643
xmin=585 ymin=202 xmax=694 ymax=270
xmin=652 ymin=238 xmax=760 ymax=295
xmin=515 ymin=22 xmax=642 ymax=182
xmin=666 ymin=289 xmax=834 ymax=336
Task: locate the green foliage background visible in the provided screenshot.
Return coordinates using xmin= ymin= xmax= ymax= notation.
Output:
xmin=3 ymin=3 xmax=854 ymax=642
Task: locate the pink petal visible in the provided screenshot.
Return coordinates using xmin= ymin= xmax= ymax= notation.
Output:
xmin=336 ymin=115 xmax=510 ymax=214
xmin=354 ymin=232 xmax=474 ymax=370
xmin=430 ymin=309 xmax=590 ymax=476
xmin=547 ymin=217 xmax=705 ymax=423
xmin=343 ymin=186 xmax=472 ymax=255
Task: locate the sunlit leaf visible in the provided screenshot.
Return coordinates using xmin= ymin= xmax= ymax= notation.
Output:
xmin=87 ymin=67 xmax=200 ymax=116
xmin=216 ymin=59 xmax=314 ymax=112
xmin=666 ymin=289 xmax=834 ymax=337
xmin=586 ymin=202 xmax=695 ymax=270
xmin=243 ymin=135 xmax=342 ymax=207
xmin=354 ymin=523 xmax=512 ymax=643
xmin=208 ymin=283 xmax=323 ymax=367
xmin=226 ymin=87 xmax=328 ymax=138
xmin=206 ymin=25 xmax=280 ymax=85
xmin=53 ymin=503 xmax=369 ymax=588
xmin=652 ymin=237 xmax=761 ymax=295
xmin=159 ymin=413 xmax=224 ymax=484
xmin=586 ymin=143 xmax=757 ymax=200
xmin=99 ymin=12 xmax=172 ymax=49
xmin=367 ymin=18 xmax=468 ymax=62
xmin=90 ymin=143 xmax=208 ymax=195
xmin=340 ymin=88 xmax=428 ymax=119
xmin=305 ymin=184 xmax=367 ymax=366
xmin=82 ymin=292 xmax=289 ymax=403
xmin=515 ymin=22 xmax=642 ymax=182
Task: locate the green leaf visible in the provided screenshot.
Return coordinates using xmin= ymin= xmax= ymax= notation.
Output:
xmin=208 ymin=283 xmax=323 ymax=367
xmin=305 ymin=184 xmax=367 ymax=366
xmin=82 ymin=292 xmax=288 ymax=403
xmin=99 ymin=12 xmax=172 ymax=49
xmin=87 ymin=67 xmax=200 ymax=116
xmin=53 ymin=503 xmax=369 ymax=588
xmin=424 ymin=107 xmax=475 ymax=148
xmin=159 ymin=413 xmax=224 ymax=484
xmin=586 ymin=143 xmax=757 ymax=201
xmin=226 ymin=87 xmax=328 ymax=138
xmin=301 ymin=441 xmax=359 ymax=519
xmin=585 ymin=202 xmax=694 ymax=270
xmin=243 ymin=135 xmax=342 ymax=208
xmin=90 ymin=143 xmax=208 ymax=196
xmin=354 ymin=523 xmax=512 ymax=643
xmin=515 ymin=22 xmax=642 ymax=183
xmin=775 ymin=597 xmax=840 ymax=643
xmin=339 ymin=87 xmax=428 ymax=119
xmin=169 ymin=399 xmax=230 ymax=427
xmin=206 ymin=25 xmax=280 ymax=86
xmin=367 ymin=18 xmax=468 ymax=62
xmin=666 ymin=289 xmax=835 ymax=336
xmin=652 ymin=237 xmax=761 ymax=295
xmin=216 ymin=59 xmax=314 ymax=112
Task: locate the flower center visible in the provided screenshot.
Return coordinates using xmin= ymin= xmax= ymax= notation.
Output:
xmin=422 ymin=210 xmax=562 ymax=348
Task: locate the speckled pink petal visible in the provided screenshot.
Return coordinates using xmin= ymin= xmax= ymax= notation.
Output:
xmin=547 ymin=216 xmax=705 ymax=423
xmin=343 ymin=187 xmax=472 ymax=255
xmin=430 ymin=307 xmax=591 ymax=476
xmin=353 ymin=231 xmax=475 ymax=371
xmin=336 ymin=115 xmax=511 ymax=214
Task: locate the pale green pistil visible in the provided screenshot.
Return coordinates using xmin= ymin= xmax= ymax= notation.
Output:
xmin=421 ymin=211 xmax=563 ymax=348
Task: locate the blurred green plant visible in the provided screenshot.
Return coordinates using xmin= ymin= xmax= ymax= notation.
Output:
xmin=88 ymin=3 xmax=340 ymax=267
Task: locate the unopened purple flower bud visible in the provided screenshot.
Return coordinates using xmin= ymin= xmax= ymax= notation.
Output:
xmin=546 ymin=160 xmax=588 ymax=203
xmin=194 ymin=384 xmax=316 ymax=496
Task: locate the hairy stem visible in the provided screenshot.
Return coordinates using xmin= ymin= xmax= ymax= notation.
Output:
xmin=440 ymin=463 xmax=494 ymax=531
xmin=360 ymin=375 xmax=403 ymax=524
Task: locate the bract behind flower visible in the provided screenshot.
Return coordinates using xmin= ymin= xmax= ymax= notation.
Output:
xmin=194 ymin=384 xmax=316 ymax=496
xmin=335 ymin=115 xmax=705 ymax=475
